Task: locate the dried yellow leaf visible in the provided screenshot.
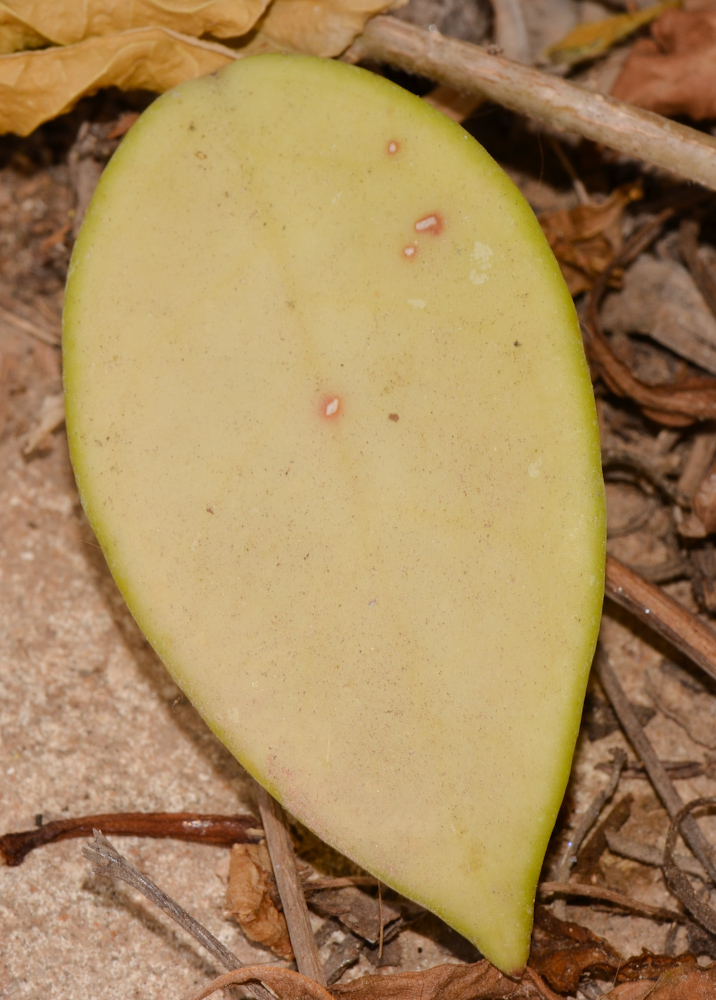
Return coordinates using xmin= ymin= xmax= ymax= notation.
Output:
xmin=0 ymin=0 xmax=268 ymax=55
xmin=241 ymin=0 xmax=407 ymax=57
xmin=545 ymin=0 xmax=681 ymax=67
xmin=0 ymin=28 xmax=236 ymax=136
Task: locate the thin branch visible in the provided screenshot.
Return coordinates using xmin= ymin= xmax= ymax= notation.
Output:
xmin=0 ymin=301 xmax=60 ymax=346
xmin=538 ymin=880 xmax=687 ymax=923
xmin=605 ymin=554 xmax=716 ymax=686
xmin=255 ymin=785 xmax=326 ymax=986
xmin=303 ymin=875 xmax=380 ymax=893
xmin=553 ymin=749 xmax=627 ymax=885
xmin=606 ymin=830 xmax=706 ymax=880
xmin=349 ymin=16 xmax=716 ymax=192
xmin=664 ymin=797 xmax=716 ymax=934
xmin=182 ymin=965 xmax=335 ymax=1000
xmin=82 ymin=830 xmax=274 ymax=1000
xmin=594 ymin=649 xmax=716 ymax=885
xmin=1 ymin=811 xmax=262 ymax=866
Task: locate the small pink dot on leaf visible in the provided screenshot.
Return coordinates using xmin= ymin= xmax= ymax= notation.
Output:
xmin=387 ymin=140 xmax=399 ymax=155
xmin=321 ymin=395 xmax=341 ymax=419
xmin=414 ymin=213 xmax=444 ymax=235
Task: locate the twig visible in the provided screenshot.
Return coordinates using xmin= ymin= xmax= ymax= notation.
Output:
xmin=82 ymin=831 xmax=274 ymax=1000
xmin=664 ymin=797 xmax=716 ymax=934
xmin=595 ymin=759 xmax=704 ymax=781
xmin=303 ymin=875 xmax=380 ymax=893
xmin=594 ymin=649 xmax=716 ymax=885
xmin=553 ymin=749 xmax=627 ymax=885
xmin=349 ymin=17 xmax=716 ymax=192
xmin=182 ymin=965 xmax=335 ymax=1000
xmin=255 ymin=785 xmax=326 ymax=986
xmin=606 ymin=830 xmax=706 ymax=880
xmin=605 ymin=554 xmax=716 ymax=686
xmin=539 ymin=880 xmax=687 ymax=923
xmin=1 ymin=811 xmax=262 ymax=866
xmin=0 ymin=301 xmax=60 ymax=346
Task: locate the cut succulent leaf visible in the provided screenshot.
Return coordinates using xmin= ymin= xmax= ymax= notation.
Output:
xmin=63 ymin=55 xmax=605 ymax=974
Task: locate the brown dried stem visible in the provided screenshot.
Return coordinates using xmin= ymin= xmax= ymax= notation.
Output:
xmin=552 ymin=748 xmax=626 ymax=891
xmin=594 ymin=649 xmax=716 ymax=885
xmin=82 ymin=831 xmax=274 ymax=1000
xmin=0 ymin=811 xmax=261 ymax=867
xmin=664 ymin=797 xmax=716 ymax=934
xmin=349 ymin=16 xmax=716 ymax=191
xmin=605 ymin=554 xmax=716 ymax=686
xmin=255 ymin=785 xmax=327 ymax=986
xmin=182 ymin=965 xmax=335 ymax=1000
xmin=538 ymin=880 xmax=687 ymax=924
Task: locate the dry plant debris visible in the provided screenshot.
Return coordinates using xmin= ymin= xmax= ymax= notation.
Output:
xmin=8 ymin=2 xmax=716 ymax=998
xmin=0 ymin=0 xmax=406 ymax=136
xmin=538 ymin=183 xmax=643 ymax=296
xmin=226 ymin=843 xmax=294 ymax=960
xmin=611 ymin=7 xmax=716 ymax=120
xmin=544 ymin=0 xmax=679 ymax=68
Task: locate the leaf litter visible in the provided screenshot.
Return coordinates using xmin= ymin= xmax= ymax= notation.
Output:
xmin=6 ymin=1 xmax=716 ymax=999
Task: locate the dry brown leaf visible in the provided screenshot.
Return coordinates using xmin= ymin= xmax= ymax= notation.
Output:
xmin=645 ymin=663 xmax=716 ymax=746
xmin=611 ymin=8 xmax=716 ymax=120
xmin=0 ymin=27 xmax=236 ymax=136
xmin=225 ymin=843 xmax=294 ymax=960
xmin=538 ymin=183 xmax=642 ymax=296
xmin=528 ymin=906 xmax=622 ymax=994
xmin=0 ymin=0 xmax=268 ymax=55
xmin=627 ymin=962 xmax=716 ymax=999
xmin=239 ymin=0 xmax=408 ymax=58
xmin=544 ymin=0 xmax=680 ymax=68
xmin=585 ymin=316 xmax=716 ymax=426
xmin=331 ymin=961 xmax=561 ymax=1000
xmin=183 ymin=958 xmax=716 ymax=1000
xmin=0 ymin=0 xmax=405 ymax=134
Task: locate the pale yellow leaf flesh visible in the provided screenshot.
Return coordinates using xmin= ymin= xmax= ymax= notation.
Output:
xmin=63 ymin=56 xmax=605 ymax=973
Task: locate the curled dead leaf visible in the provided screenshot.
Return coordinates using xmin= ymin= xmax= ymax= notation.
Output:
xmin=544 ymin=0 xmax=679 ymax=68
xmin=331 ymin=961 xmax=561 ymax=1000
xmin=538 ymin=184 xmax=642 ymax=296
xmin=239 ymin=0 xmax=408 ymax=57
xmin=226 ymin=843 xmax=294 ymax=959
xmin=0 ymin=0 xmax=268 ymax=55
xmin=612 ymin=8 xmax=716 ymax=120
xmin=0 ymin=0 xmax=405 ymax=134
xmin=528 ymin=906 xmax=622 ymax=994
xmin=0 ymin=28 xmax=236 ymax=136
